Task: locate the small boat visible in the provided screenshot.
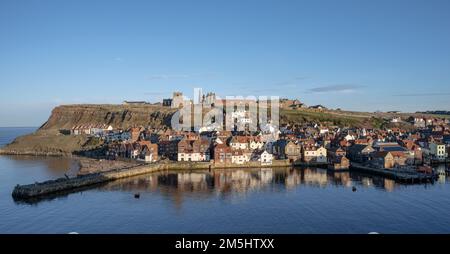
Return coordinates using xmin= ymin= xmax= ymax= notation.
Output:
xmin=134 ymin=193 xmax=140 ymax=199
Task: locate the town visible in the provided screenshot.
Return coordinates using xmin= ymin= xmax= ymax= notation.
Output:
xmin=65 ymin=91 xmax=450 ymax=182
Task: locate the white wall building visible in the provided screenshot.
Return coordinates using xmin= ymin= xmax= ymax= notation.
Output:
xmin=429 ymin=143 xmax=448 ymax=161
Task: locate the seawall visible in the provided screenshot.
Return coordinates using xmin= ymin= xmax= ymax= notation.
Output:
xmin=12 ymin=160 xmax=292 ymax=199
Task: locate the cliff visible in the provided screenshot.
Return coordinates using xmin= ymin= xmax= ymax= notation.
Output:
xmin=0 ymin=104 xmax=177 ymax=156
xmin=41 ymin=104 xmax=177 ymax=130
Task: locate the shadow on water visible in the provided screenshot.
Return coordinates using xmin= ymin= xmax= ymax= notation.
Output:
xmin=13 ymin=166 xmax=445 ymax=205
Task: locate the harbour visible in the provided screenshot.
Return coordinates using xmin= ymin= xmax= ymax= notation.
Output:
xmin=2 ymin=153 xmax=450 ymax=233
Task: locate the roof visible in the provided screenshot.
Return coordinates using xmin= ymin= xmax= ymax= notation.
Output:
xmin=348 ymin=144 xmax=372 ymax=153
xmin=381 ymin=146 xmax=407 ymax=152
xmin=373 ymin=151 xmax=392 ymax=158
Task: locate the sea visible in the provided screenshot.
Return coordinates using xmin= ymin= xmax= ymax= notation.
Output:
xmin=0 ymin=127 xmax=449 ymax=233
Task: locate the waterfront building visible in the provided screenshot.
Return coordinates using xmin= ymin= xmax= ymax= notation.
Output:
xmin=303 ymin=146 xmax=327 ymax=163
xmin=347 ymin=144 xmax=375 ymax=163
xmin=328 ymin=156 xmax=350 ymax=170
xmin=231 ymin=150 xmax=251 ymax=165
xmin=285 ymin=141 xmax=302 ymax=163
xmin=429 ymin=142 xmax=448 ymax=161
xmin=213 ymin=143 xmax=232 ymax=164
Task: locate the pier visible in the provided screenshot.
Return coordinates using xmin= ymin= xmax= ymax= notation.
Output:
xmin=12 ymin=160 xmax=291 ymax=199
xmin=350 ymin=163 xmax=438 ymax=183
xmin=12 ymin=158 xmax=440 ymax=200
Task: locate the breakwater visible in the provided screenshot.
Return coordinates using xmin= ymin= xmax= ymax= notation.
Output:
xmin=12 ymin=160 xmax=292 ymax=199
xmin=350 ymin=163 xmax=438 ymax=183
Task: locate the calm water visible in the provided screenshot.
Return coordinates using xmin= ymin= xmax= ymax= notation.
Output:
xmin=0 ymin=127 xmax=450 ymax=233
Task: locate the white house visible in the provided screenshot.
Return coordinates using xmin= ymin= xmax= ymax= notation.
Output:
xmin=303 ymin=146 xmax=327 ymax=163
xmin=319 ymin=127 xmax=329 ymax=135
xmin=231 ymin=151 xmax=250 ymax=164
xmin=259 ymin=150 xmax=273 ymax=165
xmin=249 ymin=140 xmax=264 ymax=150
xmin=429 ymin=142 xmax=447 ymax=161
xmin=178 ymin=152 xmax=205 ymax=162
xmin=344 ymin=134 xmax=356 ymax=141
xmin=414 ymin=118 xmax=426 ymax=128
xmin=391 ymin=117 xmax=402 ymax=123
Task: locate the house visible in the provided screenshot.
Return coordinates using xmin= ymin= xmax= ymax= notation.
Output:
xmin=371 ymin=151 xmax=407 ymax=169
xmin=87 ymin=124 xmax=114 ymax=136
xmin=391 ymin=117 xmax=402 ymax=123
xmin=231 ymin=150 xmax=251 ymax=165
xmin=213 ymin=143 xmax=232 ymax=164
xmin=249 ymin=138 xmax=264 ymax=150
xmin=177 ymin=138 xmax=194 ymax=161
xmin=319 ymin=127 xmax=329 ymax=135
xmin=372 ymin=151 xmax=395 ymax=169
xmin=284 ymin=141 xmax=301 ymax=162
xmin=158 ymin=140 xmax=179 ymax=160
xmin=177 ymin=138 xmax=210 ymax=162
xmin=303 ymin=146 xmax=327 ymax=163
xmin=71 ymin=125 xmax=91 ymax=135
xmin=344 ymin=134 xmax=356 ymax=141
xmin=140 ymin=142 xmax=158 ymax=162
xmin=280 ymin=99 xmax=305 ymax=109
xmin=400 ymin=139 xmax=423 ymax=164
xmin=162 ymin=98 xmax=173 ymax=107
xmin=193 ymin=138 xmax=211 ymax=161
xmin=272 ymin=139 xmax=287 ymax=159
xmin=414 ymin=118 xmax=426 ymax=128
xmin=429 ymin=142 xmax=447 ymax=161
xmin=327 ymin=147 xmax=346 ymax=160
xmin=390 ymin=151 xmax=408 ymax=167
xmin=347 ymin=144 xmax=375 ymax=162
xmin=328 ymin=156 xmax=350 ymax=170
xmin=252 ymin=150 xmax=273 ymax=165
xmin=309 ymin=105 xmax=326 ymax=110
xmin=229 ymin=136 xmax=249 ymax=150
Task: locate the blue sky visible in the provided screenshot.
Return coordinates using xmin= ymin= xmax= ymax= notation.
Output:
xmin=1 ymin=0 xmax=450 ymax=126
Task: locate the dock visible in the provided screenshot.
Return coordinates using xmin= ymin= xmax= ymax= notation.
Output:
xmin=350 ymin=163 xmax=438 ymax=183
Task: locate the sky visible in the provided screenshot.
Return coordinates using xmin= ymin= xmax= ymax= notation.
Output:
xmin=1 ymin=0 xmax=450 ymax=126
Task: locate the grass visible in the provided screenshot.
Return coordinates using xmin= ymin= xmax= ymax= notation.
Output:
xmin=280 ymin=109 xmax=386 ymax=128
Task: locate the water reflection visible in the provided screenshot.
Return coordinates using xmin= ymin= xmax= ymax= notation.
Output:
xmin=7 ymin=153 xmax=449 ymax=206
xmin=101 ymin=167 xmax=450 ymax=200
xmin=2 ymin=155 xmax=79 ymax=177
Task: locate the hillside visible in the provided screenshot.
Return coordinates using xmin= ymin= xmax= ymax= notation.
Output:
xmin=0 ymin=104 xmax=177 ymax=156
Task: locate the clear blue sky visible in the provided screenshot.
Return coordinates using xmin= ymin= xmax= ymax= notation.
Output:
xmin=1 ymin=0 xmax=450 ymax=126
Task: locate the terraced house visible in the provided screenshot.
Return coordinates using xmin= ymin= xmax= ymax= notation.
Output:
xmin=177 ymin=138 xmax=211 ymax=162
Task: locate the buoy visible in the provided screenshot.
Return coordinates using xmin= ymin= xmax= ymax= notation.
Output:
xmin=352 ymin=186 xmax=357 ymax=192
xmin=134 ymin=193 xmax=140 ymax=199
